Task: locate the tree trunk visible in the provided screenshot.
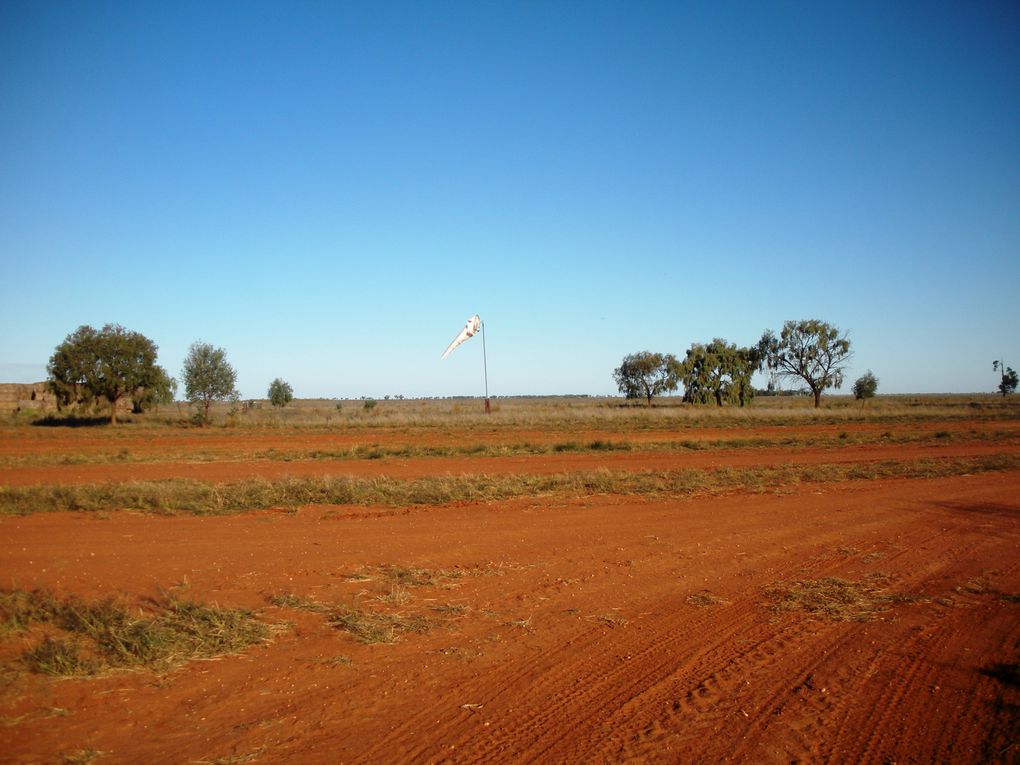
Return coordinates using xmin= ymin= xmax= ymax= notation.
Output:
xmin=813 ymin=388 xmax=822 ymax=408
xmin=109 ymin=396 xmax=118 ymax=425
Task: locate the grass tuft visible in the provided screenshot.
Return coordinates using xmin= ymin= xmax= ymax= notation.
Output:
xmin=2 ymin=589 xmax=269 ymax=677
xmin=764 ymin=576 xmax=892 ymax=622
xmin=686 ymin=591 xmax=727 ymax=607
xmin=327 ymin=606 xmax=434 ymax=644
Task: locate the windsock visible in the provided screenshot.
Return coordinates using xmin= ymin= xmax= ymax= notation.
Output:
xmin=441 ymin=315 xmax=482 ymax=359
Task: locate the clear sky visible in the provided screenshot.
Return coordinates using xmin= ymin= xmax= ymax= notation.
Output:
xmin=2 ymin=1 xmax=1018 ymax=399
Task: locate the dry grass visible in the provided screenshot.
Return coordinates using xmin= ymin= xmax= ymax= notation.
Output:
xmin=1 ymin=589 xmax=269 ymax=677
xmin=764 ymin=576 xmax=896 ymax=621
xmin=327 ymin=607 xmax=435 ymax=644
xmin=5 ymin=393 xmax=1018 ymax=436
xmin=687 ymin=591 xmax=727 ymax=607
xmin=2 ymin=453 xmax=1017 ymax=516
xmin=4 ymin=425 xmax=1017 ymax=470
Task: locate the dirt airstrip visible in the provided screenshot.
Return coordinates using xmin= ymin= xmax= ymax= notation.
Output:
xmin=0 ymin=415 xmax=1018 ymax=764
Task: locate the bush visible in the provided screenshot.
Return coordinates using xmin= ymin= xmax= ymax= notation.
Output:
xmin=852 ymin=371 xmax=879 ymax=403
xmin=268 ymin=378 xmax=294 ymax=408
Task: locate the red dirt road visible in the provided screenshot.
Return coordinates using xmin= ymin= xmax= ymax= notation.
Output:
xmin=2 ymin=440 xmax=1018 ymax=488
xmin=2 ymin=416 xmax=1019 ymax=764
xmin=2 ymin=465 xmax=1019 ymax=763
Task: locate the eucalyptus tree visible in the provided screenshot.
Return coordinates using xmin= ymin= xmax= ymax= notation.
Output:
xmin=613 ymin=351 xmax=681 ymax=405
xmin=679 ymin=339 xmax=761 ymax=407
xmin=759 ymin=320 xmax=852 ymax=408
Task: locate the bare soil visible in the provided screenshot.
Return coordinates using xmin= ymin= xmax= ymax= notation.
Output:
xmin=1 ymin=420 xmax=1018 ymax=764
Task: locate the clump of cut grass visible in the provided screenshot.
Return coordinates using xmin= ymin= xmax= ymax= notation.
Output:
xmin=194 ymin=747 xmax=267 ymax=765
xmin=23 ymin=636 xmax=98 ymax=676
xmin=374 ymin=587 xmax=412 ymax=605
xmin=764 ymin=577 xmax=891 ymax=622
xmin=62 ymin=749 xmax=105 ymax=765
xmin=267 ymin=593 xmax=325 ymax=612
xmin=686 ymin=591 xmax=726 ymax=607
xmin=1 ymin=589 xmax=65 ymax=634
xmin=317 ymin=655 xmax=352 ymax=667
xmin=327 ymin=606 xmax=434 ymax=644
xmin=378 ymin=565 xmax=476 ymax=588
xmin=431 ymin=603 xmax=470 ymax=616
xmin=587 ymin=612 xmax=628 ymax=627
xmin=2 ymin=589 xmax=269 ymax=677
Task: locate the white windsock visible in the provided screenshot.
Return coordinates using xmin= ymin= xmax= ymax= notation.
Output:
xmin=441 ymin=315 xmax=482 ymax=359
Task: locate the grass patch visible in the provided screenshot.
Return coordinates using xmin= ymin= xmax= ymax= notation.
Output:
xmin=686 ymin=591 xmax=727 ymax=607
xmin=2 ymin=589 xmax=269 ymax=677
xmin=7 ymin=421 xmax=1018 ymax=470
xmin=62 ymin=749 xmax=105 ymax=765
xmin=267 ymin=593 xmax=325 ymax=612
xmin=3 ymin=454 xmax=1018 ymax=516
xmin=764 ymin=576 xmax=893 ymax=622
xmin=327 ymin=606 xmax=435 ymax=644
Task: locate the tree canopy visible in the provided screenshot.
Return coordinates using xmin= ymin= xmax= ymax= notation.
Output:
xmin=268 ymin=378 xmax=294 ymax=408
xmin=47 ymin=324 xmax=170 ymax=424
xmin=679 ymin=339 xmax=761 ymax=407
xmin=994 ymin=360 xmax=1018 ymax=397
xmin=182 ymin=341 xmax=238 ymax=425
xmin=613 ymin=351 xmax=680 ymax=405
xmin=760 ymin=320 xmax=852 ymax=408
xmin=852 ymin=370 xmax=879 ymax=403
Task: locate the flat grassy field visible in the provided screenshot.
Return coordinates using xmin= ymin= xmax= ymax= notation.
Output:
xmin=1 ymin=395 xmax=1018 ymax=763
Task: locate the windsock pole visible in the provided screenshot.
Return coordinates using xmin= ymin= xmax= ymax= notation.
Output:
xmin=481 ymin=319 xmax=491 ymax=414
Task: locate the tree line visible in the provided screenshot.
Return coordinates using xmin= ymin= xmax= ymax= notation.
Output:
xmin=614 ymin=319 xmax=866 ymax=409
xmin=46 ymin=324 xmax=293 ymax=425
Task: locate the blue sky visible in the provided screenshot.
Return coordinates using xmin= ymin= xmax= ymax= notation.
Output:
xmin=2 ymin=1 xmax=1018 ymax=399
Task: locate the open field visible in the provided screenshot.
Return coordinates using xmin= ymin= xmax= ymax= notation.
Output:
xmin=1 ymin=396 xmax=1018 ymax=763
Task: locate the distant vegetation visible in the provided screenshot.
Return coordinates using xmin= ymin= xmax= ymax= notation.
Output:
xmin=268 ymin=378 xmax=294 ymax=408
xmin=615 ymin=319 xmax=853 ymax=408
xmin=994 ymin=359 xmax=1017 ymax=397
xmin=853 ymin=371 xmax=879 ymax=403
xmin=27 ymin=318 xmax=1016 ymax=428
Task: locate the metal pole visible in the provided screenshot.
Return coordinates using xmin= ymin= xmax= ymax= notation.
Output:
xmin=481 ymin=319 xmax=491 ymax=414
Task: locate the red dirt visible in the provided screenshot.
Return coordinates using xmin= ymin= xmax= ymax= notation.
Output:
xmin=1 ymin=424 xmax=1018 ymax=764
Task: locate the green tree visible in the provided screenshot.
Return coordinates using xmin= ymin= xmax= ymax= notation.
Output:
xmin=132 ymin=367 xmax=177 ymax=413
xmin=760 ymin=320 xmax=852 ymax=408
xmin=993 ymin=360 xmax=1018 ymax=397
xmin=268 ymin=378 xmax=294 ymax=408
xmin=852 ymin=370 xmax=879 ymax=404
xmin=47 ymin=324 xmax=170 ymax=424
xmin=613 ymin=351 xmax=681 ymax=405
xmin=182 ymin=341 xmax=238 ymax=426
xmin=679 ymin=339 xmax=761 ymax=407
